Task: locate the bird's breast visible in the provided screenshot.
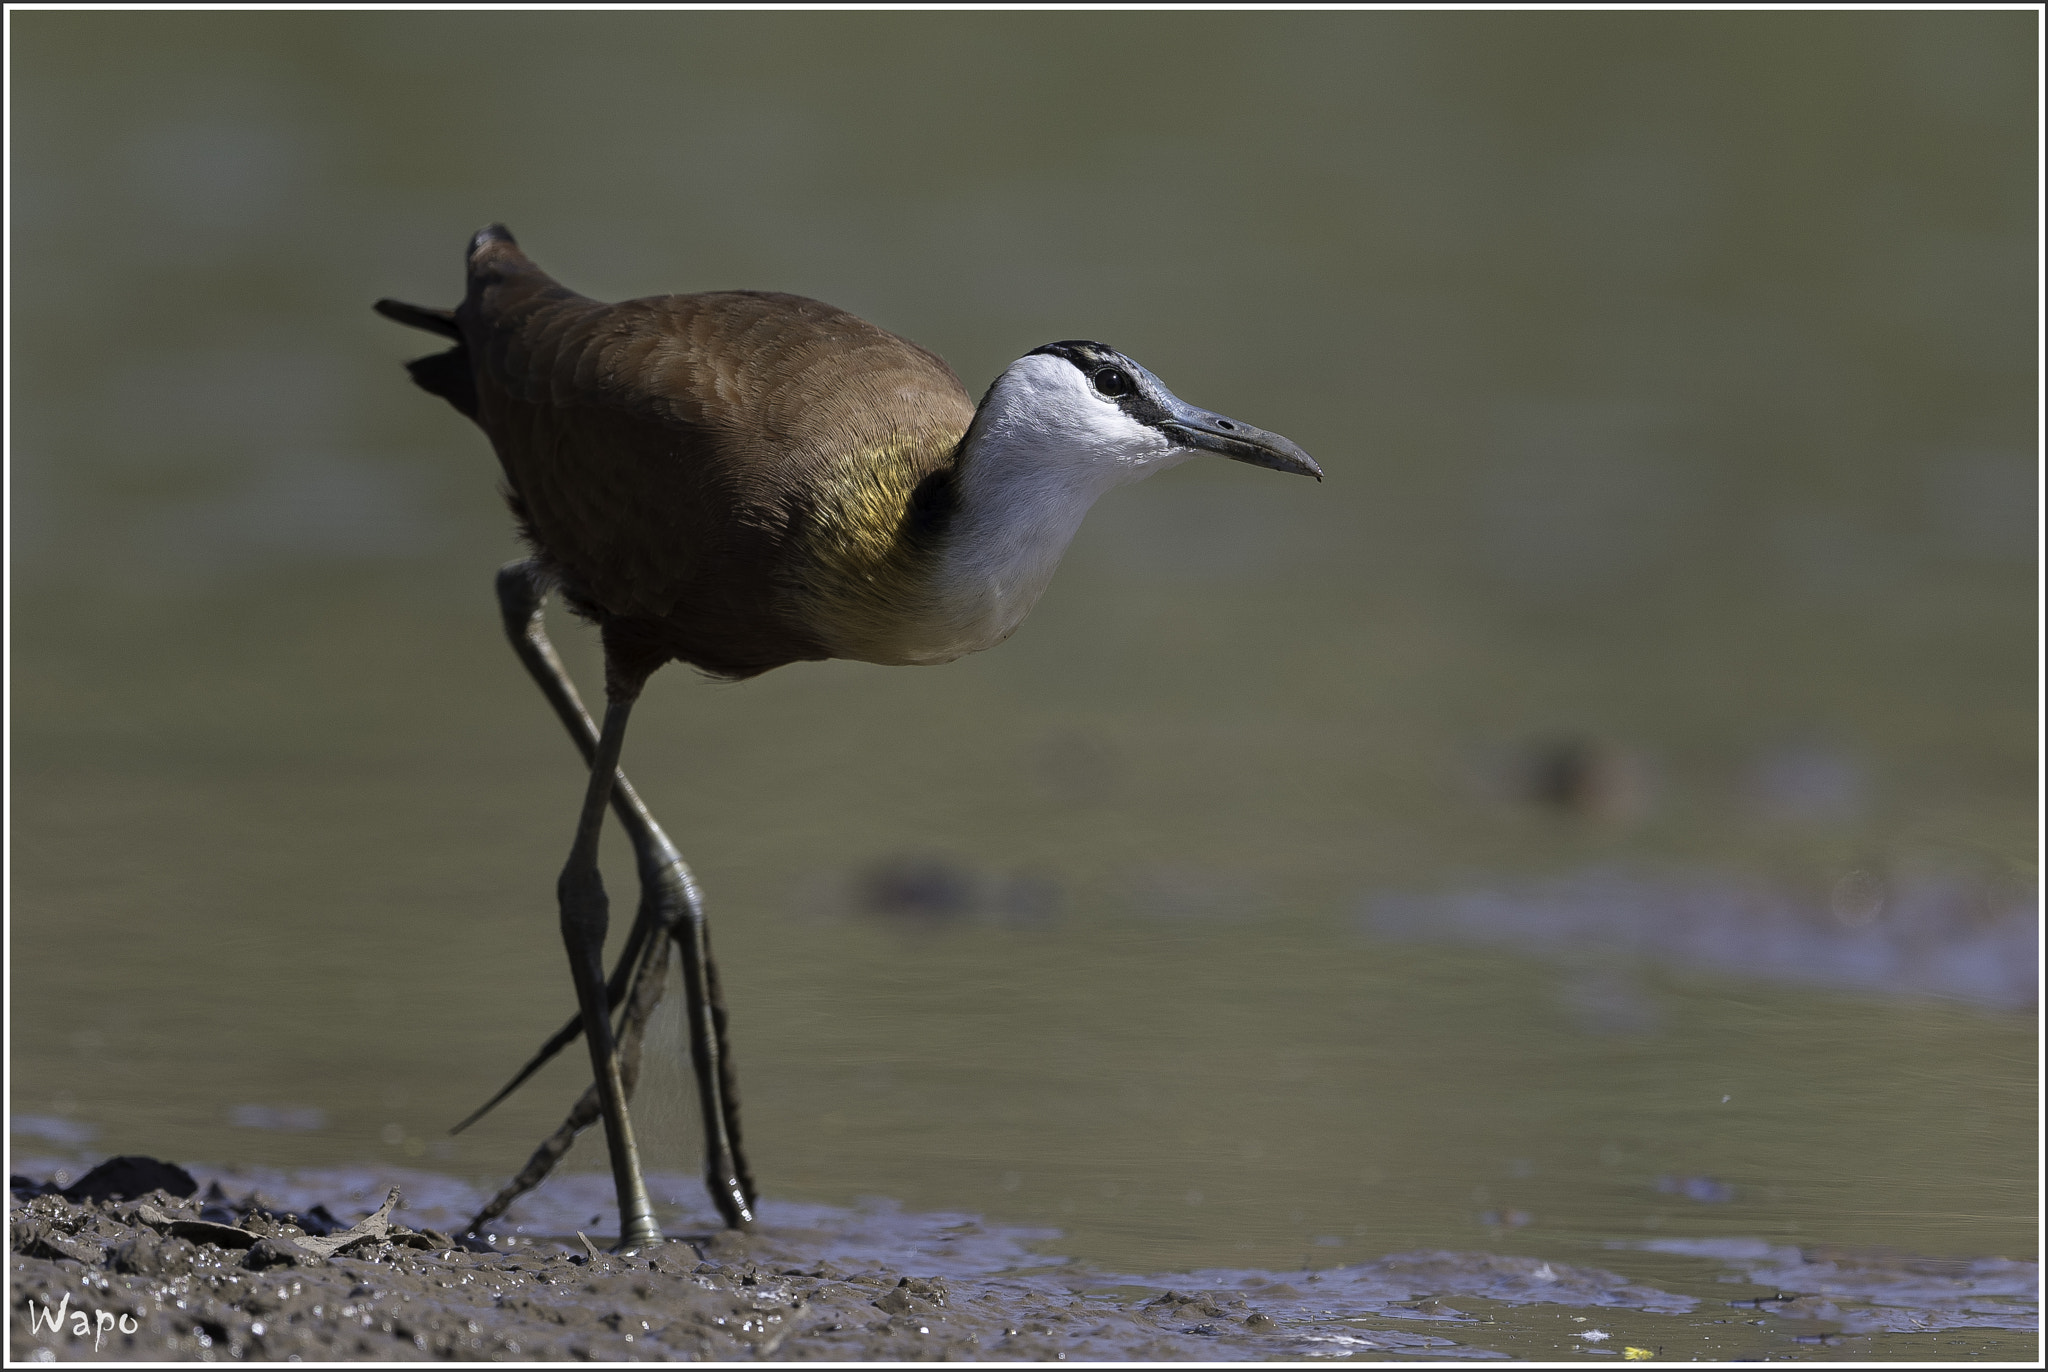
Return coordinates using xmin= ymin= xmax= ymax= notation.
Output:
xmin=781 ymin=448 xmax=1084 ymax=669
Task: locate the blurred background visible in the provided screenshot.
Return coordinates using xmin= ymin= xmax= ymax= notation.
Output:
xmin=10 ymin=7 xmax=2037 ymax=1285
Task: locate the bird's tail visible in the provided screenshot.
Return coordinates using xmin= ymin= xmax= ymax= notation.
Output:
xmin=374 ymin=225 xmax=567 ymax=421
xmin=372 ymin=297 xmax=459 ymax=339
xmin=374 ymin=256 xmax=480 ymax=418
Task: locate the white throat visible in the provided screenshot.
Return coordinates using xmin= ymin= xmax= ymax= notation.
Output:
xmin=900 ymin=354 xmax=1192 ymax=663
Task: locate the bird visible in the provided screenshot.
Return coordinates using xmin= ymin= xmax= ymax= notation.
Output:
xmin=375 ymin=224 xmax=1321 ymax=1251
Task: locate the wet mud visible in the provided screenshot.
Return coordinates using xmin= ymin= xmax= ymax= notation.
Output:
xmin=11 ymin=1158 xmax=2038 ymax=1362
xmin=6 ymin=1166 xmax=1451 ymax=1363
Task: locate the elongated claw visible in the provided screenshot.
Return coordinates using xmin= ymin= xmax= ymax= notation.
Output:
xmin=449 ymin=897 xmax=654 ymax=1136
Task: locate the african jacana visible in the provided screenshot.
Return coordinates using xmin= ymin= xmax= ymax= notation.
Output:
xmin=376 ymin=225 xmax=1320 ymax=1249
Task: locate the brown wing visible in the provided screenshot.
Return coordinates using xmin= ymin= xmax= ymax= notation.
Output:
xmin=453 ymin=229 xmax=975 ymax=677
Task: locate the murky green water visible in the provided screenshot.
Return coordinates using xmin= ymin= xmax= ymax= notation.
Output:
xmin=11 ymin=9 xmax=2037 ymax=1358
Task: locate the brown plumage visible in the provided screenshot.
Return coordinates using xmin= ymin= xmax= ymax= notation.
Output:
xmin=382 ymin=224 xmax=973 ymax=683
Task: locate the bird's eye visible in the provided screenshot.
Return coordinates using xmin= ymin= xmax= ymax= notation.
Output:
xmin=1092 ymin=366 xmax=1133 ymax=398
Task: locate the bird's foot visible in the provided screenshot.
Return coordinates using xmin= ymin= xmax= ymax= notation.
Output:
xmin=617 ymin=1213 xmax=665 ymax=1253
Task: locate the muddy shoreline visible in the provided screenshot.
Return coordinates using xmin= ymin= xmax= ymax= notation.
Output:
xmin=9 ymin=1158 xmax=1465 ymax=1361
xmin=11 ymin=1157 xmax=2037 ymax=1362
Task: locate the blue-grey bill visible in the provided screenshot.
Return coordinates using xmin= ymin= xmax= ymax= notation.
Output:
xmin=1159 ymin=412 xmax=1323 ymax=481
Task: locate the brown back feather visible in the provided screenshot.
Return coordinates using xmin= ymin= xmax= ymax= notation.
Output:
xmin=447 ymin=232 xmax=976 ymax=679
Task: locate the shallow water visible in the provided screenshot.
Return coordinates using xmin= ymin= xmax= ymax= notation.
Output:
xmin=9 ymin=8 xmax=2038 ymax=1363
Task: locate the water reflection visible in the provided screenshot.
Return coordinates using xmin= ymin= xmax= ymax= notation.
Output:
xmin=229 ymin=1105 xmax=328 ymax=1134
xmin=1365 ymin=864 xmax=2037 ymax=1008
xmin=1746 ymin=739 xmax=1868 ymax=826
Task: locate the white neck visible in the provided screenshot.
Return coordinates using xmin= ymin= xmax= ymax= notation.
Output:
xmin=891 ymin=354 xmax=1192 ymax=664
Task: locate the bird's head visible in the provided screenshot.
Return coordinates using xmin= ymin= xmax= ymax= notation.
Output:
xmin=969 ymin=341 xmax=1323 ymax=488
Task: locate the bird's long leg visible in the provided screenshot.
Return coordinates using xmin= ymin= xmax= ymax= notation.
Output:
xmin=448 ymin=563 xmax=667 ymax=1136
xmin=463 ymin=911 xmax=673 ymax=1238
xmin=558 ymin=688 xmax=662 ymax=1248
xmin=669 ymin=868 xmax=757 ymax=1225
xmin=460 ymin=560 xmax=755 ymax=1234
xmin=460 ymin=847 xmax=757 ymax=1236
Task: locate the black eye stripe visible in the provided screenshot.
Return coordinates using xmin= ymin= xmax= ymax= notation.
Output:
xmin=1025 ymin=340 xmax=1172 ymax=425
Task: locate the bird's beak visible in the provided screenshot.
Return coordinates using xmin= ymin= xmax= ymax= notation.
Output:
xmin=1156 ymin=395 xmax=1324 ymax=481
